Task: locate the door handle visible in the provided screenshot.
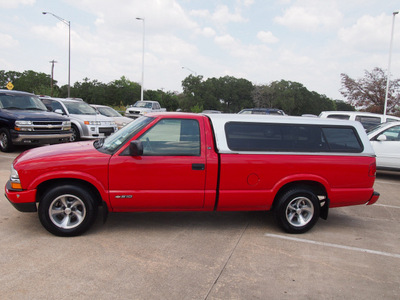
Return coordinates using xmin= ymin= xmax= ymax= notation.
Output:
xmin=192 ymin=163 xmax=205 ymax=170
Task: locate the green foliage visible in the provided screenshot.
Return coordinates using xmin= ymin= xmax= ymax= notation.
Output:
xmin=2 ymin=68 xmax=357 ymax=115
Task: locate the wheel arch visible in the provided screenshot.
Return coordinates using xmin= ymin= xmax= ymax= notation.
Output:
xmin=36 ymin=178 xmax=103 ymax=207
xmin=272 ymin=180 xmax=329 ymax=220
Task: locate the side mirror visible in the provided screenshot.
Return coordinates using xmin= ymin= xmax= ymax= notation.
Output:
xmin=377 ymin=134 xmax=387 ymax=141
xmin=54 ymin=109 xmax=64 ymax=115
xmin=129 ymin=140 xmax=143 ymax=156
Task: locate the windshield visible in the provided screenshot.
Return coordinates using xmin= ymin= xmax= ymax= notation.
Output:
xmin=97 ymin=106 xmax=121 ymax=117
xmin=133 ymin=101 xmax=152 ymax=108
xmin=64 ymin=101 xmax=97 ymax=115
xmin=367 ymin=122 xmax=391 ymax=135
xmin=0 ymin=93 xmax=47 ymax=111
xmin=99 ymin=116 xmax=153 ymax=153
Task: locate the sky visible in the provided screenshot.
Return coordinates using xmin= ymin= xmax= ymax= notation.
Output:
xmin=1 ymin=0 xmax=400 ymax=101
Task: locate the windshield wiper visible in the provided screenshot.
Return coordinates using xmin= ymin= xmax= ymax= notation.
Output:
xmin=26 ymin=107 xmax=46 ymax=111
xmin=4 ymin=107 xmax=22 ymax=110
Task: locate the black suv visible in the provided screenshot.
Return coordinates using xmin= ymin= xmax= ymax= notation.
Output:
xmin=0 ymin=90 xmax=72 ymax=152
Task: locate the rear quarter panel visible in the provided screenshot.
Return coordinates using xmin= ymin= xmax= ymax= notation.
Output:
xmin=217 ymin=153 xmax=376 ymax=210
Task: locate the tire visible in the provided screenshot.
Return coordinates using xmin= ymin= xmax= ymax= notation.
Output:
xmin=274 ymin=188 xmax=320 ymax=234
xmin=0 ymin=128 xmax=14 ymax=152
xmin=38 ymin=184 xmax=98 ymax=236
xmin=70 ymin=125 xmax=80 ymax=142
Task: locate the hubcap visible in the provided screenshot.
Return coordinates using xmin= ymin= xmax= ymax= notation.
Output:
xmin=0 ymin=132 xmax=7 ymax=149
xmin=49 ymin=194 xmax=86 ymax=229
xmin=285 ymin=196 xmax=314 ymax=227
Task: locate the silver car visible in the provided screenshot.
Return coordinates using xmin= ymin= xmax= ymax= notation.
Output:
xmin=40 ymin=97 xmax=118 ymax=142
xmin=91 ymin=104 xmax=132 ymax=130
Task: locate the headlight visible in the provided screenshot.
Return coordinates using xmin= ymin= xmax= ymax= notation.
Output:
xmin=63 ymin=121 xmax=71 ymax=130
xmin=15 ymin=121 xmax=32 ymax=126
xmin=84 ymin=121 xmax=101 ymax=125
xmin=15 ymin=120 xmax=33 ymax=131
xmin=10 ymin=165 xmax=22 ymax=190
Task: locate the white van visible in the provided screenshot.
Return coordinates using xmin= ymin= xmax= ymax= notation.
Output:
xmin=319 ymin=111 xmax=400 ymax=130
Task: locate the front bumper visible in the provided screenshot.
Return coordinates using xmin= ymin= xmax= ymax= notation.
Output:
xmin=4 ymin=181 xmax=37 ymax=212
xmin=11 ymin=131 xmax=72 ymax=145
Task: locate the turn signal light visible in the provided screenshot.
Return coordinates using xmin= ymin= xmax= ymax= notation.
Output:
xmin=11 ymin=182 xmax=22 ymax=190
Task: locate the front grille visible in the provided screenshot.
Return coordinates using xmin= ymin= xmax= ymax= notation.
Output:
xmin=32 ymin=121 xmax=64 ymax=132
xmin=99 ymin=127 xmax=115 ymax=136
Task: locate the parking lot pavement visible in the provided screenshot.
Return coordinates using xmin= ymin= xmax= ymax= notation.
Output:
xmin=1 ymin=149 xmax=399 ymax=299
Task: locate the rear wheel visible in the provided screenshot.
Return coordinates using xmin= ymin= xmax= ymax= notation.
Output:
xmin=274 ymin=188 xmax=320 ymax=234
xmin=0 ymin=128 xmax=14 ymax=152
xmin=38 ymin=184 xmax=98 ymax=236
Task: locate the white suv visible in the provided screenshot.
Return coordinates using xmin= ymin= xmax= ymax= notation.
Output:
xmin=40 ymin=97 xmax=117 ymax=141
xmin=319 ymin=111 xmax=400 ymax=130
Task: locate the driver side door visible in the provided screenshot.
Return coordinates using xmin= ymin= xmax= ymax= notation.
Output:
xmin=108 ymin=117 xmax=207 ymax=211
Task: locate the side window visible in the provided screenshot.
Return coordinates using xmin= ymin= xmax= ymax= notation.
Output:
xmin=225 ymin=122 xmax=363 ymax=153
xmin=355 ymin=116 xmax=381 ymax=130
xmin=327 ymin=114 xmax=350 ymax=120
xmin=225 ymin=123 xmax=328 ymax=152
xmin=42 ymin=100 xmax=65 ymax=114
xmin=138 ymin=119 xmax=200 ymax=156
xmin=380 ymin=125 xmax=400 ymax=141
xmin=322 ymin=127 xmax=363 ymax=152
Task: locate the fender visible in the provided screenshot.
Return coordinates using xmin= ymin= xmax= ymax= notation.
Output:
xmin=271 ymin=173 xmax=331 ymax=197
xmin=28 ymin=170 xmax=109 ymax=204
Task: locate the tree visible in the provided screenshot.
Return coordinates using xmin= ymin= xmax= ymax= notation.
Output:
xmin=340 ymin=67 xmax=400 ymax=115
xmin=0 ymin=70 xmax=53 ymax=95
xmin=252 ymin=80 xmax=335 ymax=115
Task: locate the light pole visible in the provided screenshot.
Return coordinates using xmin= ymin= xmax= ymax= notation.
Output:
xmin=182 ymin=66 xmax=197 ymax=76
xmin=42 ymin=12 xmax=71 ymax=98
xmin=136 ymin=17 xmax=145 ymax=101
xmin=383 ymin=11 xmax=399 ymax=121
xmin=49 ymin=60 xmax=57 ymax=96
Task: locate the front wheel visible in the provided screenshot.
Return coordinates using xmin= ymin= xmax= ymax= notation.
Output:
xmin=274 ymin=188 xmax=320 ymax=234
xmin=0 ymin=128 xmax=14 ymax=152
xmin=70 ymin=125 xmax=80 ymax=142
xmin=38 ymin=184 xmax=98 ymax=236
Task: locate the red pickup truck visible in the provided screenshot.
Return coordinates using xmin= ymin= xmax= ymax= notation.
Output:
xmin=5 ymin=113 xmax=379 ymax=236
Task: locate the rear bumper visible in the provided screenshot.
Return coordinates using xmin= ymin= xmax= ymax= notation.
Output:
xmin=367 ymin=191 xmax=380 ymax=205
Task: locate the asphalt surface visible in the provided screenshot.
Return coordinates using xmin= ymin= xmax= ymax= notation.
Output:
xmin=1 ymin=146 xmax=399 ymax=299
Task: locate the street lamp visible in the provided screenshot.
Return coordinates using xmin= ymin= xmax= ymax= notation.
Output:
xmin=383 ymin=11 xmax=399 ymax=121
xmin=42 ymin=11 xmax=71 ymax=98
xmin=136 ymin=17 xmax=145 ymax=101
xmin=182 ymin=66 xmax=197 ymax=76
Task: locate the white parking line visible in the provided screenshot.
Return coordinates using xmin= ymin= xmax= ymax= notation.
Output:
xmin=264 ymin=233 xmax=400 ymax=259
xmin=375 ymin=180 xmax=399 ymax=185
xmin=374 ymin=203 xmax=400 ymax=209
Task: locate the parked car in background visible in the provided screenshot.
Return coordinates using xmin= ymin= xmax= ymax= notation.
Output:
xmin=368 ymin=121 xmax=400 ymax=171
xmin=91 ymin=104 xmax=132 ymax=130
xmin=40 ymin=96 xmax=117 ymax=142
xmin=319 ymin=111 xmax=400 ymax=130
xmin=202 ymin=110 xmax=222 ymax=114
xmin=125 ymin=100 xmax=166 ymax=118
xmin=238 ymin=108 xmax=286 ymax=115
xmin=0 ymin=90 xmax=71 ymax=152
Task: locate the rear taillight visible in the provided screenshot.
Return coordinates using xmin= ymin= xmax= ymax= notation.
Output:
xmin=369 ymin=162 xmax=377 ymax=177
